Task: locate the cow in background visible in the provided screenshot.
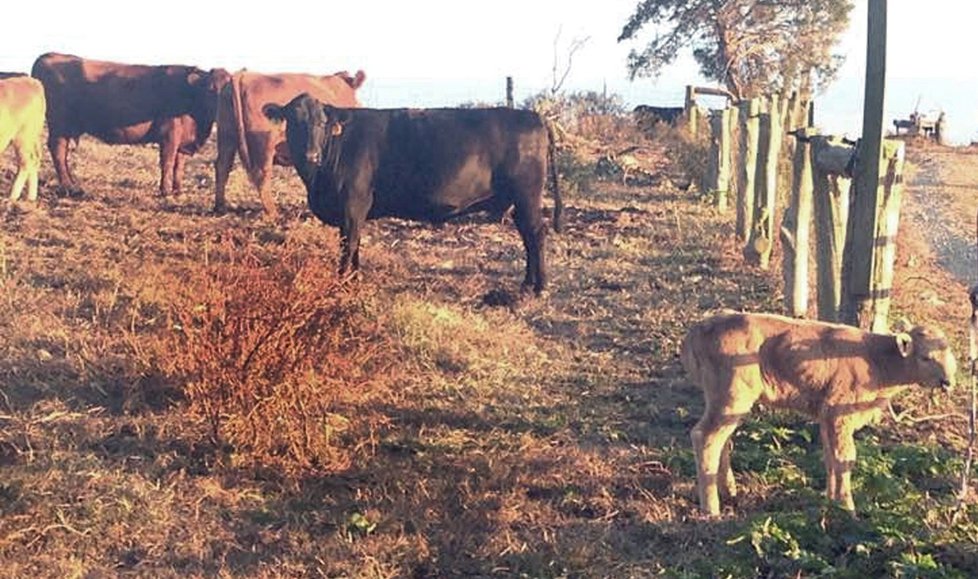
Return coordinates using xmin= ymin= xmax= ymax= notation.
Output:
xmin=0 ymin=75 xmax=45 ymax=201
xmin=31 ymin=52 xmax=230 ymax=197
xmin=214 ymin=70 xmax=365 ymax=217
xmin=633 ymin=104 xmax=685 ymax=131
xmin=264 ymin=94 xmax=562 ymax=294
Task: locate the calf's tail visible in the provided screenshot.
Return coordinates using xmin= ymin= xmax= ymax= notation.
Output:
xmin=545 ymin=121 xmax=563 ymax=233
xmin=679 ymin=327 xmax=705 ymax=390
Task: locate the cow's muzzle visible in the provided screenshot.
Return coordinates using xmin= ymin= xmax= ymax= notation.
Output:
xmin=939 ymin=378 xmax=954 ymax=391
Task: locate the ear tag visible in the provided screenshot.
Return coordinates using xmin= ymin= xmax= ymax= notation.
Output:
xmin=331 ymin=123 xmax=344 ymax=137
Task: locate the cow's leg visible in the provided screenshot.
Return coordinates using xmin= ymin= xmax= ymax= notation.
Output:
xmin=158 ymin=137 xmax=179 ymax=196
xmin=255 ymin=150 xmax=278 ymax=218
xmin=214 ymin=125 xmax=236 ymax=213
xmin=173 ymin=152 xmax=187 ymax=196
xmin=339 ymin=198 xmax=369 ymax=276
xmin=512 ymin=200 xmax=547 ymax=294
xmin=48 ymin=133 xmax=80 ymax=196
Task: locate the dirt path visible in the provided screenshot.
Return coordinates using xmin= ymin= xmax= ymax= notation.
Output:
xmin=904 ymin=144 xmax=978 ymax=286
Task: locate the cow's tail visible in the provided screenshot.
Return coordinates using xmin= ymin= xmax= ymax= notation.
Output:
xmin=545 ymin=120 xmax=563 ymax=233
xmin=229 ymin=72 xmax=257 ymax=188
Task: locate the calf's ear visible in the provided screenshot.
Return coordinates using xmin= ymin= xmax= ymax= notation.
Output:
xmin=895 ymin=333 xmax=914 ymax=358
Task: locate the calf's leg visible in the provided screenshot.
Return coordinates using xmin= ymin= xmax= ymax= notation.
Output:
xmin=821 ymin=415 xmax=858 ymax=511
xmin=692 ymin=382 xmax=754 ymax=515
xmin=718 ymin=439 xmax=737 ymax=501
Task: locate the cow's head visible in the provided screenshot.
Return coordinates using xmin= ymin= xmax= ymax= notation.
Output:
xmin=894 ymin=325 xmax=958 ymax=390
xmin=264 ymin=94 xmax=348 ymax=186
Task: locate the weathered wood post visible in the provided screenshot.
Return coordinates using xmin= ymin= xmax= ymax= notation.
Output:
xmin=811 ymin=136 xmax=854 ymax=322
xmin=728 ymin=104 xmax=740 ymax=203
xmin=745 ymin=95 xmax=781 ymax=269
xmin=841 ymin=0 xmax=888 ymax=329
xmin=736 ymin=98 xmax=761 ymax=240
xmin=781 ymin=127 xmax=817 ymax=317
xmin=869 ymin=140 xmax=907 ymax=329
xmin=685 ymin=85 xmax=699 ymax=138
xmin=708 ymin=108 xmax=732 ymax=212
xmin=506 ymin=77 xmax=514 ymax=108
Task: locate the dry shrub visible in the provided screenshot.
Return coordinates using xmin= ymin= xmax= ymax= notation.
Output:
xmin=156 ymin=243 xmax=393 ymax=474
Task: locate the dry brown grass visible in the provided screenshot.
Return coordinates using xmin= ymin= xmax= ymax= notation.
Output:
xmin=0 ymin=122 xmax=974 ymax=576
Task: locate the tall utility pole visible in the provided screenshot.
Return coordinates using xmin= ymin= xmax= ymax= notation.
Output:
xmin=841 ymin=0 xmax=887 ymax=329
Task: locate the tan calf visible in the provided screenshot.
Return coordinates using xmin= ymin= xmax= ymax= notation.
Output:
xmin=680 ymin=312 xmax=957 ymax=515
xmin=0 ymin=76 xmax=45 ymax=201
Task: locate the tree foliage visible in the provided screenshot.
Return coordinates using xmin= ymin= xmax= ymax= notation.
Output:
xmin=618 ymin=0 xmax=853 ymax=100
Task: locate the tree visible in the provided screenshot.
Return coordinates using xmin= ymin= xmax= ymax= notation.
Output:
xmin=617 ymin=0 xmax=853 ymax=100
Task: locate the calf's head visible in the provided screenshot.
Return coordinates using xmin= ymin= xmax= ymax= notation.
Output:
xmin=896 ymin=326 xmax=957 ymax=390
xmin=264 ymin=94 xmax=347 ymax=185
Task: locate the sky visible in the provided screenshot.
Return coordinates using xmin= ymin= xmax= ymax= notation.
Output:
xmin=2 ymin=1 xmax=974 ymax=143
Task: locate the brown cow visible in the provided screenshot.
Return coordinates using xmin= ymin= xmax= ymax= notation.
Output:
xmin=681 ymin=312 xmax=957 ymax=516
xmin=31 ymin=52 xmax=230 ymax=197
xmin=214 ymin=70 xmax=365 ymax=216
xmin=0 ymin=76 xmax=45 ymax=201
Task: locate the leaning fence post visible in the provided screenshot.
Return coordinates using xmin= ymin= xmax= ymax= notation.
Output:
xmin=781 ymin=128 xmax=817 ymax=317
xmin=736 ymin=98 xmax=761 ymax=240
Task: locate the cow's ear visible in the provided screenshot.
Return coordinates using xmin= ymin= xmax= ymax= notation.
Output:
xmin=895 ymin=333 xmax=914 ymax=358
xmin=263 ymin=104 xmax=286 ymax=122
xmin=186 ymin=70 xmax=203 ymax=86
xmin=892 ymin=317 xmax=913 ymax=333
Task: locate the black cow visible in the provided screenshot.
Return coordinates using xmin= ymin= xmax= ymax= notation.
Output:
xmin=264 ymin=94 xmax=562 ymax=294
xmin=633 ymin=105 xmax=685 ymax=129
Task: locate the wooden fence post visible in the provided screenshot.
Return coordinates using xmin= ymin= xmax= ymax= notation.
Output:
xmin=745 ymin=95 xmax=781 ymax=270
xmin=736 ymin=98 xmax=761 ymax=240
xmin=867 ymin=140 xmax=906 ymax=331
xmin=685 ymin=85 xmax=699 ymax=138
xmin=841 ymin=0 xmax=888 ymax=329
xmin=781 ymin=128 xmax=817 ymax=317
xmin=708 ymin=108 xmax=732 ymax=212
xmin=506 ymin=77 xmax=514 ymax=108
xmin=728 ymin=104 xmax=740 ymax=203
xmin=811 ymin=136 xmax=855 ymax=322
